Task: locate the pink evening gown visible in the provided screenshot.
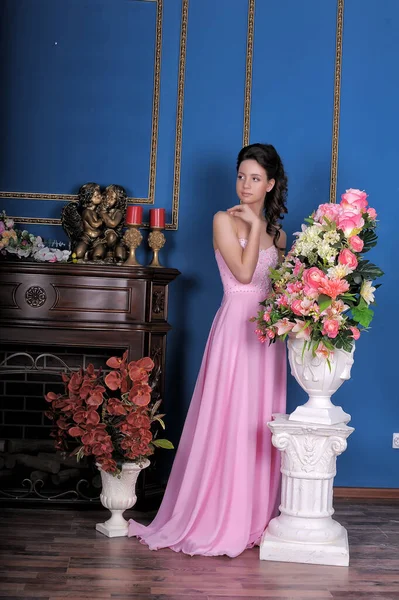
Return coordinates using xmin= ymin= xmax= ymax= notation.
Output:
xmin=128 ymin=239 xmax=287 ymax=557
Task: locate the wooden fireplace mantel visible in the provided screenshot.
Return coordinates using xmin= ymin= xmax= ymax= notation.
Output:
xmin=0 ymin=261 xmax=180 ymax=381
xmin=0 ymin=260 xmax=180 ymax=506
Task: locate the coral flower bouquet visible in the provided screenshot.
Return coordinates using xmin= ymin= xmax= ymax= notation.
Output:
xmin=254 ymin=189 xmax=383 ymax=363
xmin=45 ymin=351 xmax=173 ymax=474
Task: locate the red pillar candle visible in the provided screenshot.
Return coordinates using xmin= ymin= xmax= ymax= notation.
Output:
xmin=149 ymin=208 xmax=165 ymax=229
xmin=125 ymin=205 xmax=143 ymax=225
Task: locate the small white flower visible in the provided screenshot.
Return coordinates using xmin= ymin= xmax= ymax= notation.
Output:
xmin=360 ymin=280 xmax=376 ymax=305
xmin=327 ymin=264 xmax=352 ymax=279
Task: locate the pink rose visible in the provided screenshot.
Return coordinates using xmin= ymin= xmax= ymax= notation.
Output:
xmin=350 ymin=326 xmax=360 ymax=340
xmin=0 ymin=222 xmax=5 ymax=235
xmin=322 ymin=318 xmax=340 ymax=339
xmin=340 ymin=189 xmax=368 ymax=212
xmin=303 ymin=267 xmax=325 ymax=290
xmin=266 ymin=329 xmax=275 ymax=339
xmin=367 ymin=207 xmax=377 ymax=220
xmin=338 ymin=248 xmax=358 ymax=269
xmin=348 ymin=235 xmax=364 ymax=253
xmin=291 ymin=299 xmax=305 ymax=316
xmin=263 ymin=311 xmax=271 ymax=322
xmin=337 ymin=212 xmax=365 ymax=238
xmin=313 ymin=203 xmax=341 ymax=224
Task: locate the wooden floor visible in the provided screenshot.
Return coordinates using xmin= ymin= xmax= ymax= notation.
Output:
xmin=1 ymin=500 xmax=399 ymax=599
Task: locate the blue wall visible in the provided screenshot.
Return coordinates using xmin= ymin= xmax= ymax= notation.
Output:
xmin=1 ymin=0 xmax=396 ymax=487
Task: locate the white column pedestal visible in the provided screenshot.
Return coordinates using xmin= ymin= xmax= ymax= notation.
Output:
xmin=260 ymin=414 xmax=354 ymax=567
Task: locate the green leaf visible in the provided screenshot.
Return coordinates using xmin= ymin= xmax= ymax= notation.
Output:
xmin=360 ymin=229 xmax=378 ymax=253
xmin=357 ymin=260 xmax=384 ymax=280
xmin=318 ymin=294 xmax=332 ymax=312
xmin=153 ymin=416 xmax=166 ymax=430
xmin=152 ymin=439 xmax=174 ymax=450
xmin=269 ymin=268 xmax=283 ymax=281
xmin=351 ymin=304 xmax=374 ymax=327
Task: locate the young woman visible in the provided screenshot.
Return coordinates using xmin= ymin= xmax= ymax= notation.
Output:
xmin=129 ymin=143 xmax=288 ymax=557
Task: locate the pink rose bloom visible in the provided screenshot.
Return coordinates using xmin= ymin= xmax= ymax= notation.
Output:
xmin=348 ymin=235 xmax=364 ymax=253
xmin=275 ymin=318 xmax=295 ymax=336
xmin=303 ymin=267 xmax=325 ymax=290
xmin=340 ymin=189 xmax=368 ymax=212
xmin=367 ymin=207 xmax=377 ymax=220
xmin=291 ymin=299 xmax=305 ymax=316
xmin=337 ymin=212 xmax=365 ymax=238
xmin=322 ymin=318 xmax=340 ymax=338
xmin=314 ymin=203 xmax=341 ymax=224
xmin=266 ymin=329 xmax=276 ymax=339
xmin=338 ymin=248 xmax=358 ymax=269
xmin=350 ymin=326 xmax=360 ymax=340
xmin=0 ymin=222 xmax=5 ymax=235
xmin=263 ymin=311 xmax=271 ymax=322
xmin=318 ymin=277 xmax=350 ymax=299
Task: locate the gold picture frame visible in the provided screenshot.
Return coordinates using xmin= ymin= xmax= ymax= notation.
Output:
xmin=2 ymin=0 xmax=187 ymax=230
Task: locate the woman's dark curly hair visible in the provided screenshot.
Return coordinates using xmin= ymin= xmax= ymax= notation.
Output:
xmin=236 ymin=143 xmax=288 ymax=245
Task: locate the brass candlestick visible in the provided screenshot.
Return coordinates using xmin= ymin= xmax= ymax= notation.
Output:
xmin=123 ymin=224 xmax=143 ymax=266
xmin=148 ymin=228 xmax=166 ymax=268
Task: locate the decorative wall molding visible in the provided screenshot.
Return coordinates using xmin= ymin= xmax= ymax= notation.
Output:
xmin=5 ymin=0 xmax=342 ymax=227
xmin=3 ymin=0 xmax=188 ymax=231
xmin=242 ymin=0 xmax=255 ymax=147
xmin=330 ymin=0 xmax=344 ymax=204
xmin=2 ymin=0 xmax=163 ymax=206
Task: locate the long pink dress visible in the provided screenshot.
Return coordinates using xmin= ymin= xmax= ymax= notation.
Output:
xmin=128 ymin=240 xmax=287 ymax=557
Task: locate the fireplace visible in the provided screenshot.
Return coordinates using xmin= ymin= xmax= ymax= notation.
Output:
xmin=0 ymin=260 xmax=179 ymax=506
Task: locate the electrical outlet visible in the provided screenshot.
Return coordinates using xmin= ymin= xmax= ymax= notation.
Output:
xmin=393 ymin=433 xmax=399 ymax=448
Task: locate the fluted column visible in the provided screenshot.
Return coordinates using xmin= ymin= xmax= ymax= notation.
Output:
xmin=260 ymin=414 xmax=354 ymax=566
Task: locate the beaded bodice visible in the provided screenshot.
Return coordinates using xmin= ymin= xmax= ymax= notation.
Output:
xmin=215 ymin=239 xmax=278 ymax=296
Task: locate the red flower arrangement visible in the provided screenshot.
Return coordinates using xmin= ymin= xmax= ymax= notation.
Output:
xmin=45 ymin=351 xmax=173 ymax=474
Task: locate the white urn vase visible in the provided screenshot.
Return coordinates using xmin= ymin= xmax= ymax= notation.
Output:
xmin=96 ymin=459 xmax=150 ymax=538
xmin=288 ymin=336 xmax=355 ymax=425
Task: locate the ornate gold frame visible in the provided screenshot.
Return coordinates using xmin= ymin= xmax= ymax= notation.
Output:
xmin=0 ymin=0 xmax=188 ymax=229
